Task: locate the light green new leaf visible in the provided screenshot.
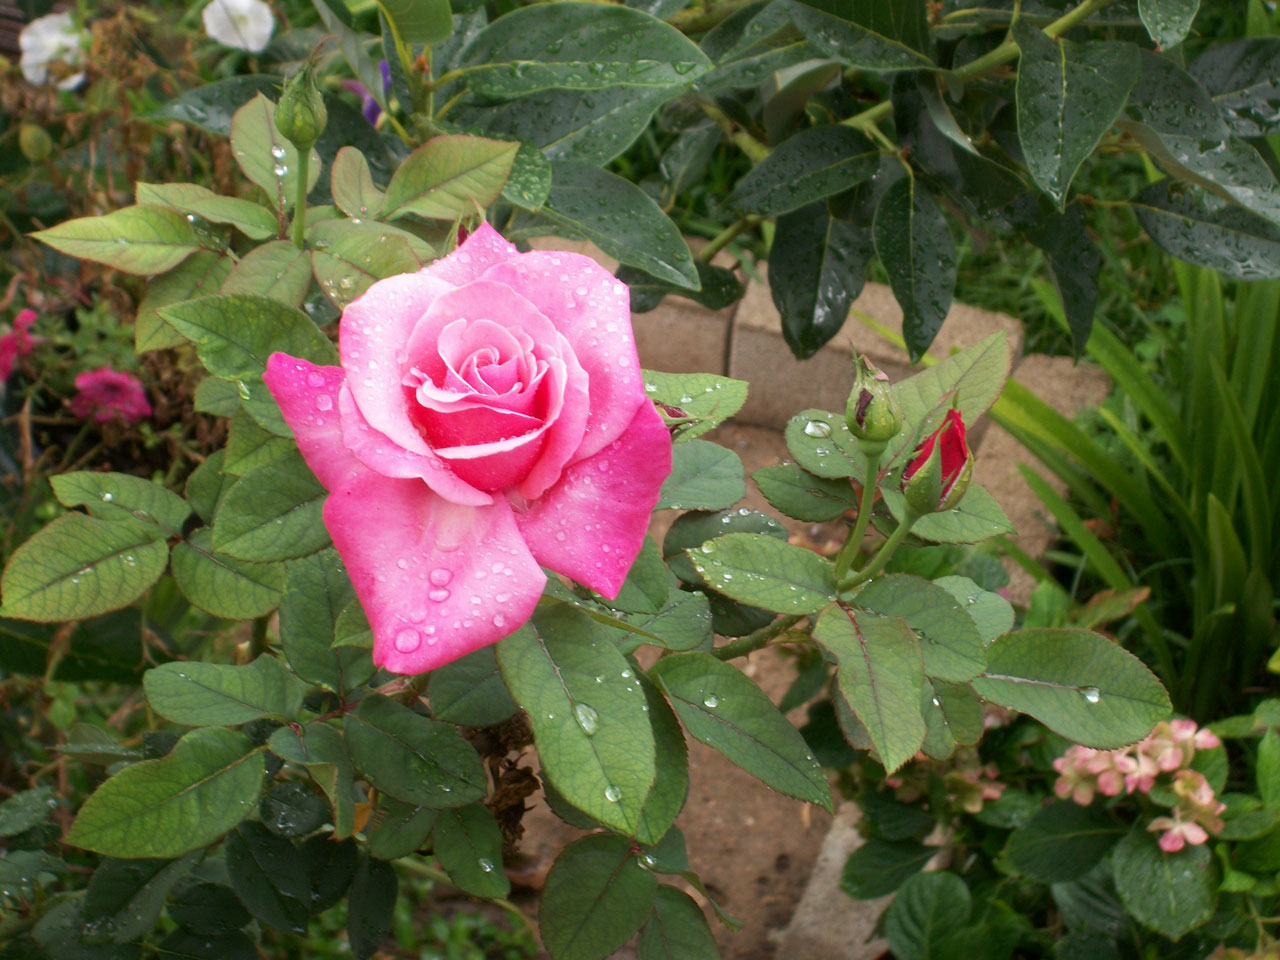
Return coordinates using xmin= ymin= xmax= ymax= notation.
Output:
xmin=690 ymin=532 xmax=836 ymax=615
xmin=66 ymin=727 xmax=265 ymax=858
xmin=656 ymin=439 xmax=745 ymax=511
xmin=31 ymin=205 xmax=220 ymax=275
xmin=136 ymin=251 xmax=233 ymax=352
xmin=972 ymin=628 xmax=1171 ymax=748
xmin=813 ymin=606 xmax=925 ymax=774
xmin=50 ymin=471 xmax=191 ymax=534
xmin=330 ymin=147 xmax=385 ymax=219
xmin=309 ymin=219 xmax=424 ymax=311
xmin=171 ymin=528 xmax=285 ymax=620
xmin=229 ymin=94 xmax=321 ymax=212
xmin=642 ymin=370 xmax=748 ymax=442
xmin=382 ymin=135 xmax=518 ymax=220
xmin=1013 ymin=24 xmax=1140 ymax=209
xmin=135 ymin=182 xmax=280 ymax=240
xmin=497 ymin=614 xmax=656 ymax=836
xmin=649 ymin=651 xmax=831 ymax=809
xmin=343 ymin=694 xmax=488 ymax=808
xmin=143 ymin=655 xmax=303 ymax=726
xmin=0 ymin=514 xmax=168 ymax=622
xmin=460 ymin=4 xmax=710 ymax=98
xmin=220 ymin=241 xmax=313 ymax=308
xmin=854 ymin=574 xmax=985 ymax=682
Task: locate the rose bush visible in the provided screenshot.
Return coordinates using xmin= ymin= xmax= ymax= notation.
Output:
xmin=265 ymin=224 xmax=672 ymax=674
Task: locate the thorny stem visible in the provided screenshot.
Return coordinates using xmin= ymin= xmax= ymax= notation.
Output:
xmin=833 ymin=451 xmax=881 ymax=583
xmin=713 ymin=614 xmax=804 ymax=661
xmin=291 ymin=147 xmax=310 ymax=249
xmin=850 ymin=507 xmax=919 ymax=584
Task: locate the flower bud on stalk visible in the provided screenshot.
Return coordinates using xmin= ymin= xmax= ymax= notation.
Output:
xmin=844 ymin=356 xmax=901 ymax=457
xmin=275 ymin=62 xmax=327 ymax=150
xmin=901 ymin=408 xmax=973 ymax=515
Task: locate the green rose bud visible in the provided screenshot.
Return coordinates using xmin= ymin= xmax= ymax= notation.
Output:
xmin=19 ymin=123 xmax=53 ymax=163
xmin=275 ymin=62 xmax=327 ymax=150
xmin=845 ymin=355 xmax=902 ymax=456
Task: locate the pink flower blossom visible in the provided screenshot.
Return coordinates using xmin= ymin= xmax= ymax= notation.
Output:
xmin=69 ymin=368 xmax=152 ymax=423
xmin=264 ymin=224 xmax=672 ymax=674
xmin=1148 ymin=813 xmax=1208 ymax=853
xmin=0 ymin=309 xmax=38 ymax=381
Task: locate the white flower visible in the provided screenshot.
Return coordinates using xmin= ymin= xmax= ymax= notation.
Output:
xmin=202 ymin=0 xmax=275 ymax=53
xmin=18 ymin=12 xmax=86 ymax=91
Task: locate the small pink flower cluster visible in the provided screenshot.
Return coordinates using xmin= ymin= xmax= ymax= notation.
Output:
xmin=948 ymin=761 xmax=1007 ymax=815
xmin=69 ymin=368 xmax=152 ymax=424
xmin=0 ymin=309 xmax=39 ymax=381
xmin=885 ymin=749 xmax=1007 ymax=815
xmin=1053 ymin=720 xmax=1225 ymax=853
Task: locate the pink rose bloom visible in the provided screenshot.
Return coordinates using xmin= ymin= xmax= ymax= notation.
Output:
xmin=69 ymin=367 xmax=152 ymax=423
xmin=264 ymin=224 xmax=672 ymax=674
xmin=0 ymin=309 xmax=39 ymax=381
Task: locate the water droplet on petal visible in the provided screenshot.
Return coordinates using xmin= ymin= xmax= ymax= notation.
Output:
xmin=394 ymin=628 xmax=420 ymax=653
xmin=429 ymin=588 xmax=450 ymax=602
xmin=429 ymin=568 xmax=452 ymax=587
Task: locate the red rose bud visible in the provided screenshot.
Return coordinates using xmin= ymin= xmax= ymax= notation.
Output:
xmin=845 ymin=355 xmax=901 ymax=454
xmin=901 ymin=408 xmax=973 ymax=514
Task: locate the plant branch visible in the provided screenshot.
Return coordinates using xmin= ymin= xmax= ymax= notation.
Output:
xmin=698 ymin=215 xmax=762 ymax=262
xmin=834 ymin=452 xmax=880 ymax=582
xmin=713 ymin=614 xmax=805 ymax=660
xmin=290 ymin=148 xmax=309 ymax=249
xmin=850 ymin=507 xmax=919 ymax=583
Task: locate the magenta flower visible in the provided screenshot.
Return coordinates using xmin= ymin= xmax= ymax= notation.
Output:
xmin=69 ymin=367 xmax=152 ymax=423
xmin=0 ymin=309 xmax=39 ymax=381
xmin=264 ymin=223 xmax=673 ymax=674
xmin=341 ymin=61 xmax=392 ymax=125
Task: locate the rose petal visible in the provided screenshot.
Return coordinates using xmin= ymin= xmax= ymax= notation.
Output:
xmin=514 ymin=400 xmax=671 ymax=598
xmin=264 ymin=354 xmax=367 ymax=492
xmin=428 ymin=221 xmax=520 ymax=286
xmin=480 ymin=250 xmax=643 ymax=461
xmin=337 ymin=384 xmax=492 ymax=506
xmin=325 ymin=472 xmax=545 ymax=674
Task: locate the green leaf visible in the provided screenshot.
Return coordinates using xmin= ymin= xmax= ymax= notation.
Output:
xmin=1189 ymin=38 xmax=1280 ymax=137
xmin=971 ymin=628 xmax=1171 ymax=748
xmin=460 ymin=4 xmax=710 ymax=98
xmin=212 ymin=452 xmax=330 ymax=562
xmin=1259 ymin=729 xmax=1280 ymax=810
xmin=769 ymin=203 xmax=873 ymax=358
xmin=259 ymin=781 xmax=329 ymax=837
xmin=641 ymin=370 xmax=748 ymax=442
xmin=1005 ymin=802 xmax=1125 ymax=883
xmin=621 ymin=261 xmax=744 ymax=314
xmin=611 ymin=583 xmax=714 ymax=656
xmin=788 ymin=0 xmax=934 ymax=71
xmin=348 ymin=855 xmax=397 ymax=960
xmin=663 ymin=508 xmax=785 ymax=584
xmin=278 ymin=550 xmax=376 ymax=692
xmin=933 ymin=575 xmax=1014 ymax=645
xmin=841 ymin=838 xmax=933 ymax=898
xmin=83 ymin=854 xmax=199 ymax=945
xmin=367 ymin=801 xmax=437 ymax=860
xmin=873 ymin=176 xmax=956 ymax=361
xmin=433 ymin=804 xmax=510 ymax=898
xmin=540 ymin=834 xmax=658 ymax=960
xmin=156 ymin=931 xmax=257 ymax=960
xmin=1013 ymin=24 xmax=1140 ymax=208
xmin=731 ymin=126 xmax=879 ymax=215
xmin=0 ymin=788 xmax=56 ymax=837
xmin=135 ymin=182 xmax=279 ymax=240
xmin=656 ymin=440 xmax=745 ymax=511
xmin=219 ymin=241 xmax=313 ymax=308
xmin=1133 ymin=180 xmax=1280 ymax=279
xmin=0 ymin=514 xmax=168 ymax=622
xmin=497 ymin=613 xmax=656 ymax=836
xmin=428 ymin=646 xmax=520 ymax=726
xmin=813 ymin=605 xmax=925 ymax=774
xmin=148 ymin=75 xmax=282 ymax=135
xmin=159 ymin=294 xmax=336 ymax=382
xmin=309 ymin=219 xmax=424 ymax=310
xmin=344 ymin=694 xmax=488 ymax=808
xmin=382 ymin=135 xmax=518 ymax=220
xmin=635 ymin=673 xmax=689 ymax=845
xmin=690 ymin=532 xmax=836 ymax=614
xmin=267 ymin=723 xmax=358 ymax=839
xmin=136 ymin=252 xmax=233 ymax=352
xmin=50 ymin=471 xmax=190 ymax=534
xmin=1111 ymin=827 xmax=1217 ymax=941
xmin=225 ymin=822 xmax=309 ymax=933
xmin=186 ymin=450 xmax=230 ymax=524
xmin=224 ymin=407 xmax=292 ymax=476
xmin=649 ymin=651 xmax=831 ymax=809
xmin=334 ymin=599 xmax=373 ymax=649
xmin=883 ymin=872 xmax=971 ymax=960
xmin=31 ymin=205 xmax=221 ymax=276
xmin=538 ymin=162 xmax=699 ymax=288
xmin=854 ymin=574 xmax=984 ymax=682
xmin=1139 ymin=0 xmax=1200 ymax=49
xmin=378 ymin=0 xmax=452 ymax=45
xmin=637 ymin=885 xmax=720 ymax=960
xmin=170 ymin=528 xmax=285 ymax=620
xmin=753 ymin=464 xmax=857 ymax=523
xmin=882 ymin=483 xmax=1016 ymax=544
xmin=784 ymin=409 xmax=865 ymax=480
xmin=595 ymin=536 xmax=667 ymax=614
xmin=143 ymin=655 xmax=304 ymax=726
xmin=229 ymin=95 xmax=321 ymax=213
xmin=167 ymin=881 xmax=251 ymax=934
xmin=66 ymin=728 xmax=264 ymax=858
xmin=330 ymin=147 xmax=385 ymax=220
xmin=503 ymin=141 xmax=553 ymax=209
